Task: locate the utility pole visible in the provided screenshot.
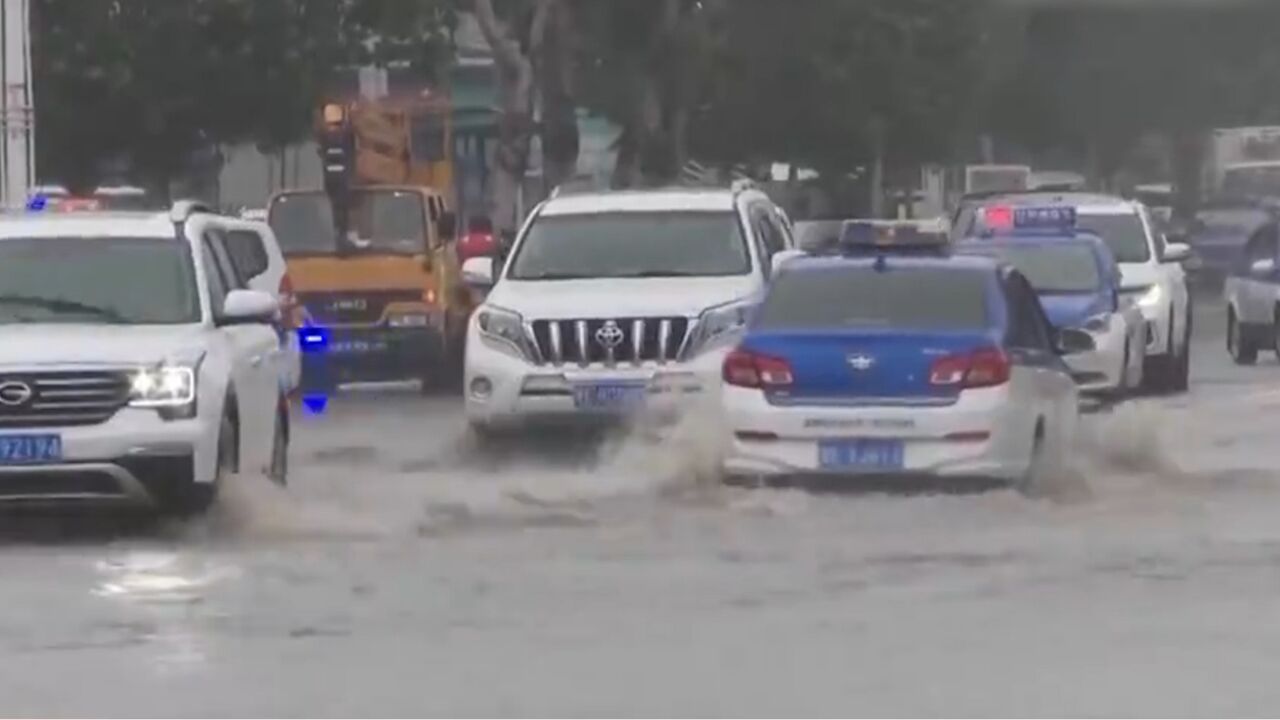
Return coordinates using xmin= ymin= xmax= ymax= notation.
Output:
xmin=0 ymin=0 xmax=33 ymax=209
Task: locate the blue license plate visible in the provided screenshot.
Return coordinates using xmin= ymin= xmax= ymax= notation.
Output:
xmin=572 ymin=382 xmax=648 ymax=410
xmin=818 ymin=438 xmax=904 ymax=471
xmin=0 ymin=434 xmax=63 ymax=465
xmin=330 ymin=340 xmax=386 ymax=355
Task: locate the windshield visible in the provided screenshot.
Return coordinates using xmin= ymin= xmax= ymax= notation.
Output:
xmin=507 ymin=211 xmax=751 ymax=280
xmin=1222 ymin=166 xmax=1280 ymax=198
xmin=268 ymin=190 xmax=426 ymax=255
xmin=1075 ymin=213 xmax=1151 ymax=263
xmin=962 ymin=243 xmax=1103 ymax=294
xmin=0 ymin=237 xmax=199 ymax=325
xmin=757 ymin=267 xmax=989 ymax=330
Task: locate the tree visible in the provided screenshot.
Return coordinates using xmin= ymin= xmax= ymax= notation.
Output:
xmin=32 ymin=0 xmax=454 ymax=195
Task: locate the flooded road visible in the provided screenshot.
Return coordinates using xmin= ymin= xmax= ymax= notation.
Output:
xmin=4 ymin=296 xmax=1280 ymax=716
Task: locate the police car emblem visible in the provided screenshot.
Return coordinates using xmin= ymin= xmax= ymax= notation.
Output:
xmin=595 ymin=320 xmax=625 ymax=349
xmin=847 ymin=354 xmax=875 ymax=371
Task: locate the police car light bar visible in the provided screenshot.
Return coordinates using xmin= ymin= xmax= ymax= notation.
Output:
xmin=981 ymin=205 xmax=1076 ymax=233
xmin=839 ymin=220 xmax=948 ymax=250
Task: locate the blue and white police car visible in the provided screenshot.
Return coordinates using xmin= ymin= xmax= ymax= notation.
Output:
xmin=719 ymin=222 xmax=1090 ymax=491
xmin=955 ymin=206 xmax=1147 ymax=397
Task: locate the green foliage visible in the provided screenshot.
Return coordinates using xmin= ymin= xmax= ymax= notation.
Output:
xmin=32 ymin=0 xmax=454 ymax=190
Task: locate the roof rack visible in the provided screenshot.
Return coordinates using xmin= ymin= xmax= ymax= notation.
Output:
xmin=169 ymin=199 xmax=216 ymax=224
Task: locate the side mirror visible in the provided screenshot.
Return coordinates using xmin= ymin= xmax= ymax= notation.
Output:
xmin=438 ymin=211 xmax=457 ymax=242
xmin=1250 ymin=257 xmax=1277 ymax=278
xmin=1162 ymin=242 xmax=1192 ymax=264
xmin=1056 ymin=327 xmax=1095 ymax=355
xmin=462 ymin=256 xmax=495 ymax=288
xmin=217 ymin=289 xmax=278 ymax=327
xmin=770 ymin=248 xmax=807 ymax=273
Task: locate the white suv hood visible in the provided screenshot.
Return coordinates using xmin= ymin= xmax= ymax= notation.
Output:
xmin=486 ymin=276 xmax=761 ymax=319
xmin=0 ymin=324 xmax=207 ymax=368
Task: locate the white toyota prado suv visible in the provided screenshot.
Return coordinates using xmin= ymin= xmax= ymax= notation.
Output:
xmin=0 ymin=201 xmax=294 ymax=515
xmin=460 ymin=182 xmax=797 ymax=436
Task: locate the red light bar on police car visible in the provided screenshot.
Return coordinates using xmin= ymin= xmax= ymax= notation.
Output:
xmin=980 ymin=205 xmax=1076 ymax=233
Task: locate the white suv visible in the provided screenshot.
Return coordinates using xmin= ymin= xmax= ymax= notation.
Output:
xmin=460 ymin=184 xmax=796 ymax=434
xmin=954 ymin=192 xmax=1194 ymax=392
xmin=0 ymin=201 xmax=292 ymax=514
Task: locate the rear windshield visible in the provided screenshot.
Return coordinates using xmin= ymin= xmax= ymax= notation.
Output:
xmin=1076 ymin=212 xmax=1151 ymax=263
xmin=960 ymin=243 xmax=1102 ymax=294
xmin=757 ymin=267 xmax=990 ymax=330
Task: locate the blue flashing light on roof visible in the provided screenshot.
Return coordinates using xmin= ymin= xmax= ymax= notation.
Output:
xmin=25 ymin=194 xmax=47 ymax=212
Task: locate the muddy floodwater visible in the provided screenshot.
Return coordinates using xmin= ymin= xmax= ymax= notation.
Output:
xmin=3 ymin=297 xmax=1280 ymax=716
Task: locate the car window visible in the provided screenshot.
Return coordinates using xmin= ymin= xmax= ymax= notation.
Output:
xmin=200 ymin=237 xmax=230 ymax=315
xmin=1003 ymin=271 xmax=1051 ymax=351
xmin=1239 ymin=226 xmax=1278 ymax=272
xmin=205 ymin=231 xmax=247 ymax=289
xmin=1075 ymin=212 xmax=1152 ymax=263
xmin=750 ymin=205 xmax=785 ymax=276
xmin=756 ymin=266 xmax=990 ymax=330
xmin=224 ymin=229 xmax=270 ymax=281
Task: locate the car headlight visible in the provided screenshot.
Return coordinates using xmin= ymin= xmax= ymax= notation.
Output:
xmin=129 ymin=366 xmax=196 ymax=408
xmin=476 ymin=304 xmax=532 ymax=359
xmin=1137 ymin=284 xmax=1163 ymax=308
xmin=685 ymin=298 xmax=755 ymax=357
xmin=1082 ymin=313 xmax=1110 ymax=332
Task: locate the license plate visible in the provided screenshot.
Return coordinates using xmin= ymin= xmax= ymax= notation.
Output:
xmin=572 ymin=382 xmax=648 ymax=410
xmin=817 ymin=438 xmax=904 ymax=471
xmin=330 ymin=340 xmax=386 ymax=355
xmin=0 ymin=434 xmax=63 ymax=465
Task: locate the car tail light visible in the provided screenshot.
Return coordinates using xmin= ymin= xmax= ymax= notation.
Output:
xmin=278 ymin=273 xmax=300 ymax=329
xmin=929 ymin=347 xmax=1010 ymax=389
xmin=722 ymin=349 xmax=794 ymax=389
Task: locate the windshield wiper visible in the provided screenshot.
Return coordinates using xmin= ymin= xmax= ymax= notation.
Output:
xmin=622 ymin=270 xmax=705 ymax=278
xmin=520 ymin=272 xmax=594 ymax=280
xmin=0 ymin=294 xmax=128 ymax=323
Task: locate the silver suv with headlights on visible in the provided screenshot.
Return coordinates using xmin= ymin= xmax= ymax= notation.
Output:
xmin=459 ymin=182 xmax=797 ymax=435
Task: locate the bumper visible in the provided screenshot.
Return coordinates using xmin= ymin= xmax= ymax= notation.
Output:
xmin=720 ymin=385 xmax=1031 ymax=481
xmin=1065 ymin=319 xmax=1126 ymax=393
xmin=464 ymin=334 xmax=729 ymax=430
xmin=0 ymin=406 xmax=215 ymax=507
xmin=301 ymin=326 xmax=444 ymax=387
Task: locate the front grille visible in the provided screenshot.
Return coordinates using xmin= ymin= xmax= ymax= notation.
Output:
xmin=530 ymin=317 xmax=691 ymax=365
xmin=301 ymin=290 xmax=422 ymax=325
xmin=0 ymin=470 xmax=123 ymax=498
xmin=0 ymin=371 xmax=131 ymax=428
